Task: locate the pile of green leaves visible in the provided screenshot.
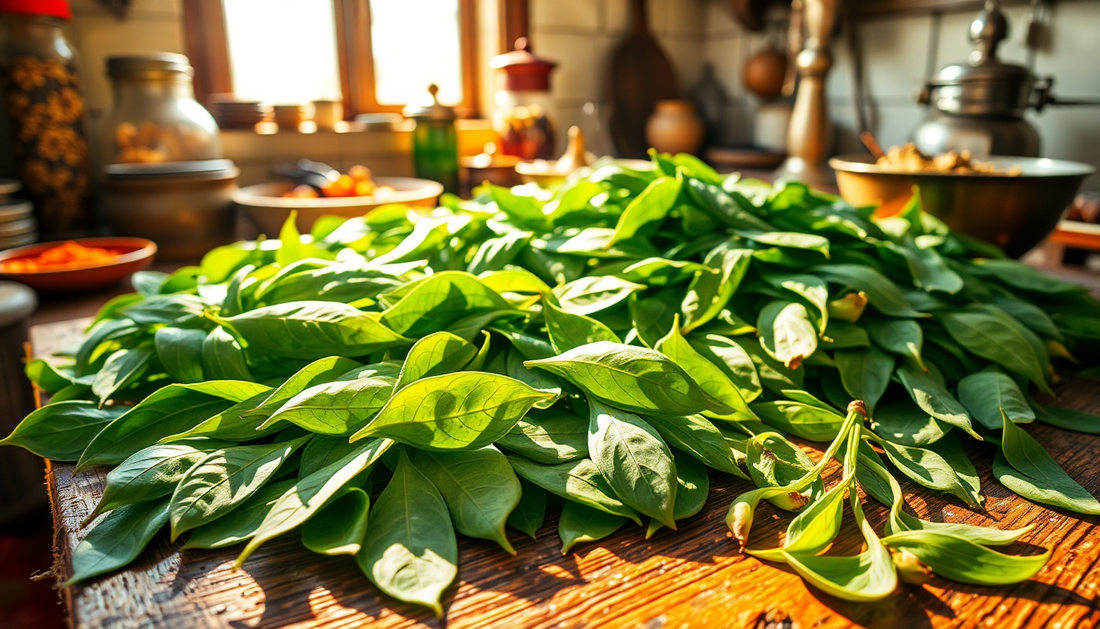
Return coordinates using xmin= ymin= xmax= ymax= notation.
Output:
xmin=5 ymin=151 xmax=1100 ymax=613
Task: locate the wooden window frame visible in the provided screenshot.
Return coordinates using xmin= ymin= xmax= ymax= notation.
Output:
xmin=182 ymin=0 xmax=486 ymax=118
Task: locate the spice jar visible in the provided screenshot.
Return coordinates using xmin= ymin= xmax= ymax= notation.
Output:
xmin=0 ymin=280 xmax=43 ymax=524
xmin=98 ymin=53 xmax=221 ymax=167
xmin=404 ymin=84 xmax=459 ymax=194
xmin=490 ymin=38 xmax=558 ymax=160
xmin=0 ymin=0 xmax=95 ymax=238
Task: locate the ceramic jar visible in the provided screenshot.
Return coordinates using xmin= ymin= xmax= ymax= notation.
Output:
xmin=645 ymin=100 xmax=704 ymax=155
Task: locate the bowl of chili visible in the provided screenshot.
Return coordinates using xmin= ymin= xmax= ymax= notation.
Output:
xmin=0 ymin=238 xmax=157 ymax=292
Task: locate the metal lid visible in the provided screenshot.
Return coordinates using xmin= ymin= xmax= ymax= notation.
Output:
xmin=924 ymin=0 xmax=1035 ymax=115
xmin=104 ymin=159 xmax=236 ymax=179
xmin=0 ymin=281 xmax=37 ymax=329
xmin=0 ymin=201 xmax=32 ymax=223
xmin=403 ymin=84 xmax=456 ymax=121
xmin=0 ymin=179 xmax=22 ymax=197
xmin=107 ymin=53 xmax=194 ymax=79
xmin=490 ymin=38 xmax=557 ymax=92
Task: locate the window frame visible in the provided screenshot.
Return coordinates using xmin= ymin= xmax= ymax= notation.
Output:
xmin=182 ymin=0 xmax=487 ymax=118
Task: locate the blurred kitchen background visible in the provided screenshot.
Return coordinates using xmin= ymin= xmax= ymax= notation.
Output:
xmin=0 ymin=0 xmax=1096 ymax=189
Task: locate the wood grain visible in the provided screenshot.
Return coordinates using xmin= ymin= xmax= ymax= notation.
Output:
xmin=34 ymin=319 xmax=1100 ymax=629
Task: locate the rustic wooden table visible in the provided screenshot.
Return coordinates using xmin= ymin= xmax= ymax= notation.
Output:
xmin=30 ymin=314 xmax=1100 ymax=629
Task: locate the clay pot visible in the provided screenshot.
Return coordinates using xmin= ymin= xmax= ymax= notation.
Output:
xmin=645 ymin=100 xmax=704 ymax=155
xmin=743 ymin=48 xmax=788 ymax=99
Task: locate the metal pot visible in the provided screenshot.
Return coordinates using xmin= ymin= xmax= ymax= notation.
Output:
xmin=913 ymin=0 xmax=1098 ymax=158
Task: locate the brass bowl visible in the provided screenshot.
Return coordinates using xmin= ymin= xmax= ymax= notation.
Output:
xmin=830 ymin=155 xmax=1096 ymax=258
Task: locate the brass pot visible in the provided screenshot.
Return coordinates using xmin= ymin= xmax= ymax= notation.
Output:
xmin=830 ymin=155 xmax=1095 ymax=258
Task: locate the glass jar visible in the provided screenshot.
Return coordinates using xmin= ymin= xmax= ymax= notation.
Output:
xmin=404 ymin=84 xmax=459 ymax=195
xmin=98 ymin=53 xmax=221 ymax=167
xmin=490 ymin=38 xmax=558 ymax=160
xmin=0 ymin=0 xmax=96 ymax=237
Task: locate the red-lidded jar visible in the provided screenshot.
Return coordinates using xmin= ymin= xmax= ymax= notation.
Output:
xmin=490 ymin=38 xmax=558 ymax=160
xmin=0 ymin=0 xmax=95 ymax=238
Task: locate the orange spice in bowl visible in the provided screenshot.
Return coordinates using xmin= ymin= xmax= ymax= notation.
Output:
xmin=1 ymin=241 xmax=124 ymax=273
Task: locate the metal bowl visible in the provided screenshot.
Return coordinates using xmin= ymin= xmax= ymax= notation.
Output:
xmin=829 ymin=155 xmax=1095 ymax=258
xmin=234 ymin=177 xmax=444 ymax=236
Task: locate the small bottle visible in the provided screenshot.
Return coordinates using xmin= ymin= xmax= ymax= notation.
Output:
xmin=404 ymin=84 xmax=459 ymax=195
xmin=0 ymin=0 xmax=95 ymax=237
xmin=490 ymin=38 xmax=558 ymax=160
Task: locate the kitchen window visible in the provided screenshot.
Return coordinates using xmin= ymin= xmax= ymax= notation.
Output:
xmin=182 ymin=0 xmax=481 ymax=116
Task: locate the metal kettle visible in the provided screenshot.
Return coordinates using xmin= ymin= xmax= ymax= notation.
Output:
xmin=913 ymin=0 xmax=1096 ymax=157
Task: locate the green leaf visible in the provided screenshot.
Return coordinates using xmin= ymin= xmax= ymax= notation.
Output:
xmin=656 ymin=316 xmax=756 ymax=422
xmin=864 ymin=317 xmax=924 ymax=369
xmin=757 ymin=300 xmax=817 ymax=369
xmin=553 ymin=276 xmax=646 ymax=316
xmin=938 ymin=306 xmax=1052 ymax=394
xmin=683 ymin=177 xmax=773 ymax=231
xmin=219 ymin=301 xmax=409 ymax=360
xmin=645 ymin=452 xmax=709 ymax=537
xmin=775 ymin=510 xmax=896 ymax=601
xmin=154 ymin=327 xmax=206 ymax=383
xmin=878 ymin=439 xmax=982 ymax=508
xmin=957 ymin=366 xmax=1035 ymax=430
xmin=587 ymin=398 xmax=677 ymax=529
xmin=1035 ymin=407 xmax=1100 ymax=435
xmin=896 ymin=359 xmax=981 ymax=440
xmin=882 ymin=530 xmax=1048 ymax=585
xmin=648 ymin=414 xmax=746 ymax=478
xmin=263 ymin=374 xmax=396 ymax=435
xmin=76 ymin=318 xmax=139 ymax=376
xmin=169 ymin=436 xmax=309 ymax=539
xmin=688 ymin=334 xmax=763 ymax=402
xmin=413 ymin=447 xmax=521 ymax=554
xmin=380 ymin=271 xmax=513 ymax=338
xmin=751 ymin=399 xmax=845 ymax=443
xmin=122 ymin=294 xmax=205 ymax=326
xmin=25 ymin=358 xmax=80 ymax=393
xmin=247 ymin=356 xmax=363 ymax=420
xmin=740 ymin=230 xmax=830 ymax=257
xmin=558 ymin=501 xmax=628 ymax=554
xmin=869 ymin=401 xmax=949 ymax=446
xmin=996 ymin=411 xmax=1100 ymax=515
xmin=302 ymin=486 xmax=370 ymax=556
xmin=609 ymin=176 xmax=682 ymax=244
xmin=88 ymin=439 xmax=231 ymax=522
xmin=160 ymin=390 xmax=279 ymax=442
xmin=506 ymin=456 xmax=641 ymax=524
xmin=237 ymin=438 xmax=392 ymax=565
xmin=507 ymin=478 xmax=546 ymax=539
xmin=495 ymin=408 xmax=588 ymax=464
xmin=503 ymin=349 xmax=562 ymax=408
xmin=745 ymin=433 xmax=821 ymax=511
xmin=356 ymin=449 xmax=457 ymax=617
xmin=77 ymin=385 xmax=251 ymax=470
xmin=834 ymin=345 xmax=894 ymax=415
xmin=182 ymin=478 xmax=297 ymax=550
xmin=350 ymin=372 xmax=556 ymax=450
xmin=970 ymin=258 xmax=1086 ymax=295
xmin=628 ymin=288 xmax=681 ymax=348
xmin=526 ymin=341 xmax=725 ymax=416
xmin=394 ymin=331 xmax=477 ymax=392
xmin=681 ymin=242 xmax=752 ymax=332
xmin=466 ymin=231 xmax=534 ymax=275
xmin=202 ymin=326 xmax=253 ymax=382
xmin=815 ymin=264 xmax=925 ymax=318
xmin=543 ymin=299 xmax=620 ymax=353
xmin=92 ymin=347 xmax=155 ymax=403
xmin=66 ymin=498 xmax=170 ymax=585
xmin=0 ymin=401 xmax=126 ymax=461
xmin=762 ymin=273 xmax=830 ymax=334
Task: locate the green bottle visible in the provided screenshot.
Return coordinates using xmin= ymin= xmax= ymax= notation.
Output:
xmin=404 ymin=84 xmax=458 ymax=195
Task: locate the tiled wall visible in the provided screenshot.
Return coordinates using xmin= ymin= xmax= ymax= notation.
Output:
xmin=526 ymin=0 xmax=706 ymax=156
xmin=698 ymin=0 xmax=1100 ymax=188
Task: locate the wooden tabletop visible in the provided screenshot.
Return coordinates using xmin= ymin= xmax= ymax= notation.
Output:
xmin=33 ymin=317 xmax=1100 ymax=629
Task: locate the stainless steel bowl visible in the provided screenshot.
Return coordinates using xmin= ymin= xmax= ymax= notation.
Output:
xmin=829 ymin=155 xmax=1095 ymax=258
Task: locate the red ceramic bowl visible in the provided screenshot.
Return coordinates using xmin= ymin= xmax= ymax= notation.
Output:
xmin=0 ymin=237 xmax=157 ymax=292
